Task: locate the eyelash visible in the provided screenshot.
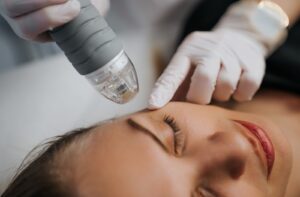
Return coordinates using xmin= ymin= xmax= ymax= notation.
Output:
xmin=163 ymin=116 xmax=219 ymax=197
xmin=163 ymin=116 xmax=220 ymax=197
xmin=163 ymin=115 xmax=185 ymax=155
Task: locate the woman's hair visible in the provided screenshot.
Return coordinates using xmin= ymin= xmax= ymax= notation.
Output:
xmin=1 ymin=126 xmax=95 ymax=197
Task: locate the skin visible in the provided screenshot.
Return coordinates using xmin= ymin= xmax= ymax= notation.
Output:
xmin=65 ymin=89 xmax=295 ymax=197
xmin=229 ymin=89 xmax=300 ymax=197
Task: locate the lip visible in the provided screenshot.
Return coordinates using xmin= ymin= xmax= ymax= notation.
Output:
xmin=233 ymin=120 xmax=275 ymax=177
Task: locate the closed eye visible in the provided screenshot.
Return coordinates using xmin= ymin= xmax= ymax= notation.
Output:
xmin=163 ymin=115 xmax=186 ymax=156
xmin=127 ymin=115 xmax=186 ymax=156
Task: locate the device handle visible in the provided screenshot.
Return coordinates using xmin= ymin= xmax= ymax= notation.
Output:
xmin=50 ymin=0 xmax=123 ymax=75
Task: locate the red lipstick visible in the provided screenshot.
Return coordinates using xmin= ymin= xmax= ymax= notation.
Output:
xmin=234 ymin=120 xmax=275 ymax=177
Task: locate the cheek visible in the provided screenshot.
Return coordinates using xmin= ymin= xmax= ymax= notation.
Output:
xmin=185 ymin=115 xmax=218 ymax=137
xmin=217 ymin=181 xmax=268 ymax=197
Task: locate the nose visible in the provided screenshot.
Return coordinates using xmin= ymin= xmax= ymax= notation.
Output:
xmin=202 ymin=131 xmax=252 ymax=179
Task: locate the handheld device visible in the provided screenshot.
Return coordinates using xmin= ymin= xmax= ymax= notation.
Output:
xmin=50 ymin=0 xmax=139 ymax=104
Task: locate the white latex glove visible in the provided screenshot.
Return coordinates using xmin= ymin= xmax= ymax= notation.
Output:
xmin=148 ymin=29 xmax=267 ymax=109
xmin=0 ymin=0 xmax=110 ymax=42
xmin=148 ymin=1 xmax=287 ymax=109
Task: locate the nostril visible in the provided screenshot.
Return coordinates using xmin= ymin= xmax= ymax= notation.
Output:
xmin=226 ymin=155 xmax=246 ymax=179
xmin=208 ymin=131 xmax=248 ymax=179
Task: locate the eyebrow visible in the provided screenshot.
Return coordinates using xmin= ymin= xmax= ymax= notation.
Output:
xmin=127 ymin=118 xmax=171 ymax=154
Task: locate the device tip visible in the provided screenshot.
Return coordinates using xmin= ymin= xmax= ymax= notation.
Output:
xmin=86 ymin=52 xmax=139 ymax=104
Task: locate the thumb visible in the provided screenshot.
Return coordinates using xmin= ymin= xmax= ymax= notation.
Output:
xmin=148 ymin=53 xmax=191 ymax=109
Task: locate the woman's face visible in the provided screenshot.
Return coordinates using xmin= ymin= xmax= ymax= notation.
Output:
xmin=73 ymin=102 xmax=292 ymax=197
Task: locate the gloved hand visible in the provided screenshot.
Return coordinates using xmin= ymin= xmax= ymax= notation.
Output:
xmin=148 ymin=29 xmax=267 ymax=108
xmin=0 ymin=0 xmax=110 ymax=42
xmin=148 ymin=0 xmax=287 ymax=109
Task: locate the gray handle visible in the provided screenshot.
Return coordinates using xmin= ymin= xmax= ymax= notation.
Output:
xmin=50 ymin=0 xmax=123 ymax=75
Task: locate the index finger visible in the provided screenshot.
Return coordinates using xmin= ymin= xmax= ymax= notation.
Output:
xmin=148 ymin=53 xmax=191 ymax=109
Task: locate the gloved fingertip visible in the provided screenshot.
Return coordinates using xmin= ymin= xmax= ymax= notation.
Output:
xmin=186 ymin=94 xmax=210 ymax=105
xmin=147 ymin=91 xmax=169 ymax=110
xmin=69 ymin=0 xmax=81 ymax=12
xmin=57 ymin=0 xmax=80 ymax=17
xmin=246 ymin=95 xmax=254 ymax=101
xmin=233 ymin=93 xmax=253 ymax=102
xmin=56 ymin=0 xmax=80 ymax=24
xmin=147 ymin=97 xmax=167 ymax=110
xmin=147 ymin=103 xmax=161 ymax=110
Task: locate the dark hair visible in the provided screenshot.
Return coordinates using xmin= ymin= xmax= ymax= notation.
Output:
xmin=1 ymin=126 xmax=95 ymax=197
